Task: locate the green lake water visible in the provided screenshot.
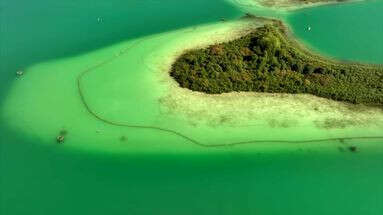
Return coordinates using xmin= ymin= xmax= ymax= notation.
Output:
xmin=287 ymin=0 xmax=383 ymax=64
xmin=1 ymin=0 xmax=382 ymax=214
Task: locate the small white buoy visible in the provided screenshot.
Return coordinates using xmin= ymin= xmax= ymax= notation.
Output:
xmin=97 ymin=17 xmax=102 ymax=23
xmin=307 ymin=26 xmax=311 ymax=31
xmin=16 ymin=70 xmax=24 ymax=76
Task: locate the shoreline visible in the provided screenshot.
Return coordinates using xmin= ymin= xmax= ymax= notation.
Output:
xmin=153 ymin=19 xmax=383 ymax=144
xmin=249 ymin=0 xmax=364 ymax=11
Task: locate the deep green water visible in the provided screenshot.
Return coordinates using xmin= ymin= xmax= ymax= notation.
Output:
xmin=1 ymin=0 xmax=383 ymax=214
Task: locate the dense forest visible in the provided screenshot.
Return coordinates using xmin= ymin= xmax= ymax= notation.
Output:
xmin=170 ymin=24 xmax=383 ymax=106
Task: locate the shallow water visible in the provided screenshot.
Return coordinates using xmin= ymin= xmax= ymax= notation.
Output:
xmin=1 ymin=0 xmax=382 ymax=214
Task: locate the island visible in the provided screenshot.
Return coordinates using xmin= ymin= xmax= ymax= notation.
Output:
xmin=170 ymin=20 xmax=383 ymax=106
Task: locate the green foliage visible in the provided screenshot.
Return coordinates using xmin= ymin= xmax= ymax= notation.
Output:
xmin=170 ymin=25 xmax=383 ymax=106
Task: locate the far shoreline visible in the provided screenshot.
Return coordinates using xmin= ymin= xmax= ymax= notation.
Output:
xmin=247 ymin=0 xmax=365 ymax=11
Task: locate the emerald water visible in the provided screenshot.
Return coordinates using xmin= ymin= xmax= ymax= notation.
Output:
xmin=1 ymin=0 xmax=382 ymax=214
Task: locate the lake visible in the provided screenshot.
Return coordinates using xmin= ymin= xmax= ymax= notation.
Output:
xmin=1 ymin=0 xmax=382 ymax=214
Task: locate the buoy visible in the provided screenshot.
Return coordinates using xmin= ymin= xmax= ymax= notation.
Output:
xmin=56 ymin=135 xmax=65 ymax=143
xmin=16 ymin=70 xmax=23 ymax=76
xmin=307 ymin=26 xmax=311 ymax=31
xmin=97 ymin=17 xmax=102 ymax=23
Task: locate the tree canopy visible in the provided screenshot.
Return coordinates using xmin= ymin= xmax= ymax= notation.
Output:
xmin=171 ymin=24 xmax=383 ymax=106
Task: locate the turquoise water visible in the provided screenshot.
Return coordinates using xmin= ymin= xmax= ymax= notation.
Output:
xmin=287 ymin=0 xmax=383 ymax=64
xmin=1 ymin=0 xmax=383 ymax=214
xmin=0 ymin=0 xmax=242 ymax=109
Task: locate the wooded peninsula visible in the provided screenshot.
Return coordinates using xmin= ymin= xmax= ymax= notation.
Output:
xmin=170 ymin=22 xmax=383 ymax=106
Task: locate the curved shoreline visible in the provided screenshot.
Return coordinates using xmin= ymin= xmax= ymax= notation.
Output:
xmin=75 ymin=23 xmax=383 ymax=148
xmin=66 ymin=14 xmax=383 ymax=149
xmin=155 ymin=19 xmax=383 ymax=141
xmin=2 ymin=2 xmax=382 ymax=153
xmin=246 ymin=0 xmax=364 ymax=10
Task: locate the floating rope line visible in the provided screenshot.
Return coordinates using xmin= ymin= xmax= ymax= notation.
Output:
xmin=76 ymin=30 xmax=383 ymax=148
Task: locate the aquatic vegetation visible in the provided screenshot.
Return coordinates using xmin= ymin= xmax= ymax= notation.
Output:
xmin=120 ymin=136 xmax=127 ymax=142
xmin=56 ymin=135 xmax=65 ymax=143
xmin=348 ymin=145 xmax=358 ymax=152
xmin=171 ymin=23 xmax=383 ymax=106
xmin=60 ymin=129 xmax=68 ymax=136
xmin=56 ymin=129 xmax=68 ymax=143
